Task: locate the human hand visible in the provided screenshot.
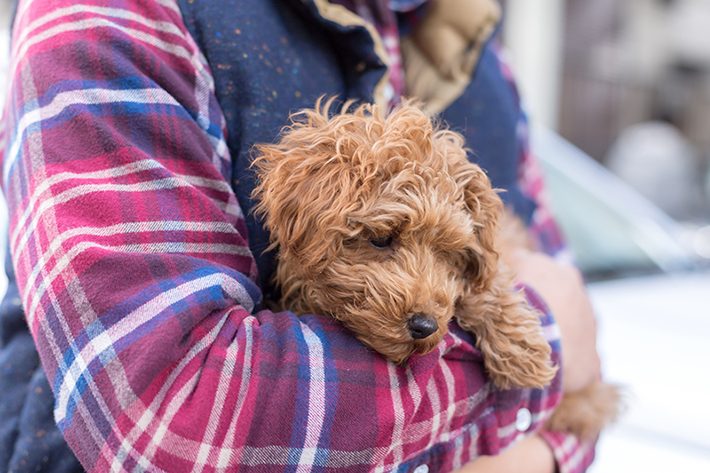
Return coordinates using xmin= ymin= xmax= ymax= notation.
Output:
xmin=452 ymin=434 xmax=555 ymax=473
xmin=509 ymin=249 xmax=601 ymax=393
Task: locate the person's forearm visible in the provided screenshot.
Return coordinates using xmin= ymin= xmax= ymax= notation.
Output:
xmin=510 ymin=248 xmax=601 ymax=393
xmin=454 ymin=434 xmax=556 ymax=473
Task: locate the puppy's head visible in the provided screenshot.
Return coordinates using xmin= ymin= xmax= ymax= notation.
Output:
xmin=252 ymin=100 xmax=503 ymax=364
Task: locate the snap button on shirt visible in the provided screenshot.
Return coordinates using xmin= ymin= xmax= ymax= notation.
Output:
xmin=413 ymin=465 xmax=429 ymax=473
xmin=516 ymin=407 xmax=532 ymax=432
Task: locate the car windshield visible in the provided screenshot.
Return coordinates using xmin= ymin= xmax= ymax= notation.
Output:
xmin=532 ymin=126 xmax=701 ymax=281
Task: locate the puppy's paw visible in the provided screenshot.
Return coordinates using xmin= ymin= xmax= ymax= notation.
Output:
xmin=482 ymin=333 xmax=558 ymax=390
xmin=546 ymin=380 xmax=624 ymax=439
xmin=456 ymin=291 xmax=558 ymax=390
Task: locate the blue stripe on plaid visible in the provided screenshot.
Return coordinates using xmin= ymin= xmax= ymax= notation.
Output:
xmin=305 ymin=319 xmax=340 ymax=470
xmin=35 ymin=75 xmax=226 ymax=148
xmin=4 ymin=79 xmax=225 ymax=185
xmin=53 ymin=265 xmax=260 ymax=427
xmin=287 ymin=318 xmax=317 ymax=469
xmin=279 ymin=318 xmax=343 ymax=470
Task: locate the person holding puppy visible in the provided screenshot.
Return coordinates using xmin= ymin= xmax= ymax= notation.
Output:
xmin=0 ymin=0 xmax=602 ymax=472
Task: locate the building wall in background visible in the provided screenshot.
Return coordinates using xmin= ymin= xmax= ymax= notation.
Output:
xmin=503 ymin=0 xmax=710 ymax=220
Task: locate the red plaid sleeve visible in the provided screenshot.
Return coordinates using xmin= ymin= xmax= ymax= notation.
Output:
xmin=539 ymin=431 xmax=597 ymax=473
xmin=1 ymin=1 xmax=568 ymax=471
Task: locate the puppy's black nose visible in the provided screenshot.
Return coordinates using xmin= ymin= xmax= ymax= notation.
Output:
xmin=408 ymin=313 xmax=438 ymax=339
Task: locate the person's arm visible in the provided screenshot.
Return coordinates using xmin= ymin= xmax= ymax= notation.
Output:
xmin=457 ymin=249 xmax=601 ymax=473
xmin=1 ymin=1 xmax=570 ymax=472
xmin=456 ymin=434 xmax=556 ymax=473
xmin=495 ymin=34 xmax=602 ymax=473
xmin=511 ymin=250 xmax=601 ymax=394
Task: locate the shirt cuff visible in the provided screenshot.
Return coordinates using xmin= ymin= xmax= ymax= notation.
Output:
xmin=538 ymin=429 xmax=597 ymax=473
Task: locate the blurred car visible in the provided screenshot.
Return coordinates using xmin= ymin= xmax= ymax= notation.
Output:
xmin=532 ymin=126 xmax=710 ymax=472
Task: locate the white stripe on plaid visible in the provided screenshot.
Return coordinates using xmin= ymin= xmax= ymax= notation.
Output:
xmin=14 ymin=176 xmax=222 ymax=267
xmin=10 ymin=160 xmax=164 ymax=248
xmin=177 ymin=174 xmax=244 ymax=218
xmin=4 ymin=87 xmax=183 ymax=184
xmin=16 ymin=173 xmax=247 ymax=327
xmin=101 ymin=313 xmax=382 ymax=471
xmin=377 ymin=391 xmax=495 ymax=472
xmin=23 ymin=237 xmax=252 ymax=326
xmin=7 ymin=4 xmax=228 ymax=182
xmin=55 ymin=273 xmax=256 ymax=423
xmin=426 ymin=348 xmax=444 ymax=439
xmin=109 ymin=307 xmax=247 ymax=471
xmin=11 ymin=5 xmax=211 ymax=89
xmin=557 ymin=435 xmax=587 ymax=473
xmin=215 ymin=315 xmax=256 ymax=469
xmin=374 ymin=363 xmax=406 ymax=472
xmin=37 ymin=291 xmax=123 ymax=446
xmin=11 ymin=162 xmax=241 ymax=265
xmin=295 ymin=324 xmax=327 ymax=472
xmin=194 ymin=310 xmax=242 ymax=471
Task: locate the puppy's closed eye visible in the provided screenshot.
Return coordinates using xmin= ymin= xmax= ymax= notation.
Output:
xmin=370 ymin=236 xmax=393 ymax=249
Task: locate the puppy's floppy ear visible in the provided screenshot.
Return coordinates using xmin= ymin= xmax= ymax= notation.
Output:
xmin=462 ymin=167 xmax=503 ymax=289
xmin=251 ymin=134 xmax=353 ymax=281
xmin=432 ymin=127 xmax=503 ymax=289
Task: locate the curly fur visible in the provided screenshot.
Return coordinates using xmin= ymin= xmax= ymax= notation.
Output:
xmin=252 ymin=98 xmax=619 ymax=438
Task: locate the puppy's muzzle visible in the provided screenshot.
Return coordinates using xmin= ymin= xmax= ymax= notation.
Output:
xmin=407 ymin=313 xmax=439 ymax=339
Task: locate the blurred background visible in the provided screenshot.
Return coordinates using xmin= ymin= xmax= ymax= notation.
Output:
xmin=0 ymin=0 xmax=708 ymax=471
xmin=504 ymin=0 xmax=710 ymax=228
xmin=502 ymin=1 xmax=710 ymax=471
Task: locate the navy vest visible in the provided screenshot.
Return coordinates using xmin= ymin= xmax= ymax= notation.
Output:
xmin=177 ymin=0 xmax=535 ymax=293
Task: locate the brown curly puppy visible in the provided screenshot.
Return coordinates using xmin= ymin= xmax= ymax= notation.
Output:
xmin=252 ymin=99 xmax=619 ymax=438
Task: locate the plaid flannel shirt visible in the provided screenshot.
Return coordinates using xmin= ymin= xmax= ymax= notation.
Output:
xmin=0 ymin=0 xmax=594 ymax=471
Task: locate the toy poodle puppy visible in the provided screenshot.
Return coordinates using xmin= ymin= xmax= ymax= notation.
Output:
xmin=251 ymin=99 xmax=619 ymax=439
